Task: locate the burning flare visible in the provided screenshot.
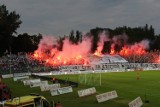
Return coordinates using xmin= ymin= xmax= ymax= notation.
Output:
xmin=29 ymin=33 xmax=150 ymax=67
xmin=30 ymin=36 xmax=91 ymax=66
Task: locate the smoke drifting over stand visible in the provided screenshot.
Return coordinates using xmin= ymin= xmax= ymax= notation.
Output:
xmin=30 ymin=31 xmax=150 ymax=66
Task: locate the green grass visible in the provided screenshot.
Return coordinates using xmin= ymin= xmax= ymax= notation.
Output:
xmin=2 ymin=70 xmax=160 ymax=107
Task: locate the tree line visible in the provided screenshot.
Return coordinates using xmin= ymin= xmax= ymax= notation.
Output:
xmin=0 ymin=4 xmax=160 ymax=56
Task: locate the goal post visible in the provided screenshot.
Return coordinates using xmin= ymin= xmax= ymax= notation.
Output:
xmin=78 ymin=72 xmax=101 ymax=86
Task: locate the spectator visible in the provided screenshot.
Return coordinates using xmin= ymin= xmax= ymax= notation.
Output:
xmin=54 ymin=103 xmax=57 ymax=107
xmin=56 ymin=101 xmax=62 ymax=107
xmin=0 ymin=75 xmax=2 ymax=84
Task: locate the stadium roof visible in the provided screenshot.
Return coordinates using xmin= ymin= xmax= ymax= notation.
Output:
xmin=88 ymin=54 xmax=128 ymax=64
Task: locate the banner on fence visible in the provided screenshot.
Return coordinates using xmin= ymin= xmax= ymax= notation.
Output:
xmin=96 ymin=90 xmax=118 ymax=103
xmin=128 ymin=96 xmax=143 ymax=107
xmin=2 ymin=74 xmax=13 ymax=78
xmin=41 ymin=81 xmax=48 ymax=86
xmin=23 ymin=79 xmax=32 ymax=85
xmin=13 ymin=73 xmax=31 ymax=77
xmin=13 ymin=76 xmax=29 ymax=81
xmin=40 ymin=83 xmax=60 ymax=91
xmin=50 ymin=86 xmax=73 ymax=96
xmin=29 ymin=79 xmax=41 ymax=87
xmin=78 ymin=87 xmax=96 ymax=97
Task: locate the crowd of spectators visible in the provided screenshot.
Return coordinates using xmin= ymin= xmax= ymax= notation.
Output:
xmin=0 ymin=53 xmax=47 ymax=74
xmin=0 ymin=51 xmax=160 ymax=75
xmin=122 ymin=51 xmax=160 ymax=63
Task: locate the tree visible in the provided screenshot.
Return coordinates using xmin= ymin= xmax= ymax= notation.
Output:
xmin=75 ymin=30 xmax=82 ymax=43
xmin=12 ymin=33 xmax=42 ymax=53
xmin=69 ymin=30 xmax=75 ymax=43
xmin=0 ymin=5 xmax=22 ymax=56
xmin=88 ymin=25 xmax=157 ymax=53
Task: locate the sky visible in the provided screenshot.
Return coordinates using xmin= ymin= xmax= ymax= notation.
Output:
xmin=1 ymin=0 xmax=160 ymax=36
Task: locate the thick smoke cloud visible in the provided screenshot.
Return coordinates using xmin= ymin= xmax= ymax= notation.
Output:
xmin=32 ymin=31 xmax=150 ymax=66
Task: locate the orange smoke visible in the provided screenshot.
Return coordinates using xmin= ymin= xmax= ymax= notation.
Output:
xmin=30 ymin=34 xmax=150 ymax=67
xmin=110 ymin=44 xmax=116 ymax=55
xmin=30 ymin=36 xmax=91 ymax=66
xmin=119 ymin=40 xmax=148 ymax=56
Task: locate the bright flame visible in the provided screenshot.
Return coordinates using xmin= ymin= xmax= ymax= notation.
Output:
xmin=110 ymin=44 xmax=115 ymax=55
xmin=94 ymin=50 xmax=102 ymax=56
xmin=28 ymin=34 xmax=151 ymax=67
xmin=30 ymin=36 xmax=92 ymax=67
xmin=119 ymin=40 xmax=148 ymax=56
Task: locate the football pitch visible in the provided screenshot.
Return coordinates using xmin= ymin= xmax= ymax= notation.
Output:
xmin=3 ymin=70 xmax=160 ymax=107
